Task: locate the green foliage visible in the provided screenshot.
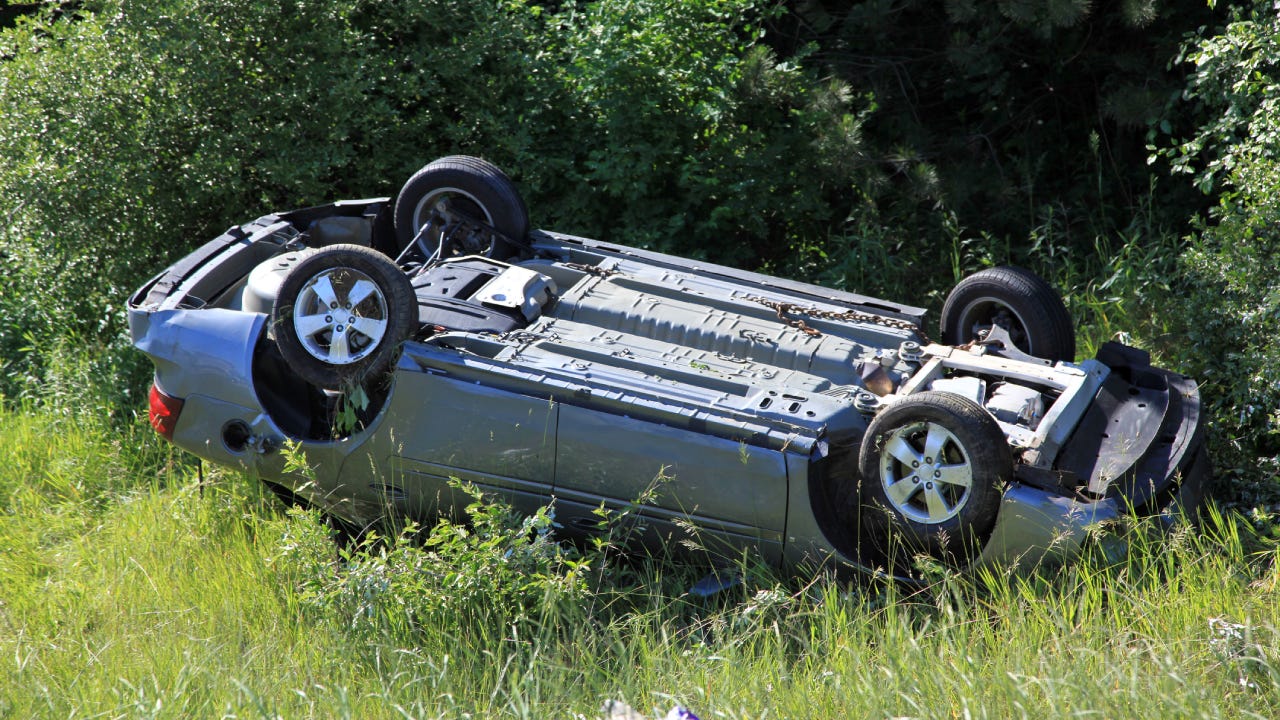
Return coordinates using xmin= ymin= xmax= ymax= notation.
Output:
xmin=0 ymin=0 xmax=1273 ymax=504
xmin=277 ymin=481 xmax=590 ymax=640
xmin=0 ymin=0 xmax=399 ymax=409
xmin=1156 ymin=1 xmax=1280 ymax=492
xmin=527 ymin=4 xmax=873 ymax=268
xmin=0 ymin=0 xmax=867 ymax=414
xmin=3 ymin=406 xmax=1280 ymax=717
xmin=1164 ymin=4 xmax=1280 ymax=196
xmin=776 ymin=0 xmax=1215 ymax=276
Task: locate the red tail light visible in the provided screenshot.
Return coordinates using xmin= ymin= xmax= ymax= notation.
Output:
xmin=148 ymin=384 xmax=184 ymax=441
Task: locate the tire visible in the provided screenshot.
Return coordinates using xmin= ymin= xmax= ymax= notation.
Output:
xmin=940 ymin=266 xmax=1075 ymax=362
xmin=854 ymin=391 xmax=1010 ymax=568
xmin=272 ymin=244 xmax=417 ymax=389
xmin=392 ymin=155 xmax=529 ymax=259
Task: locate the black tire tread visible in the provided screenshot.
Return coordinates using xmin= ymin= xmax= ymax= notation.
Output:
xmin=392 ymin=155 xmax=529 ymax=257
xmin=852 ymin=391 xmax=1010 ymax=569
xmin=940 ymin=265 xmax=1075 ymax=361
xmin=272 ymin=244 xmax=417 ymax=389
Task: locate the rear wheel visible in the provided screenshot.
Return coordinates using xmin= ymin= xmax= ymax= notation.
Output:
xmin=392 ymin=155 xmax=529 ymax=260
xmin=941 ymin=266 xmax=1075 ymax=362
xmin=272 ymin=244 xmax=416 ymax=389
xmin=853 ymin=392 xmax=1009 ymax=569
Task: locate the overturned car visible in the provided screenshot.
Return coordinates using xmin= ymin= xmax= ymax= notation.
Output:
xmin=129 ymin=156 xmax=1209 ymax=578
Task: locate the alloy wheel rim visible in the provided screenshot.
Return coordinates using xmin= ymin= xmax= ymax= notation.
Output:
xmin=878 ymin=420 xmax=974 ymax=524
xmin=291 ymin=266 xmax=389 ymax=365
xmin=412 ymin=186 xmax=496 ymax=255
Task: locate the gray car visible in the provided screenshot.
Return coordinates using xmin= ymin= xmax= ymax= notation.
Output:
xmin=129 ymin=156 xmax=1209 ymax=579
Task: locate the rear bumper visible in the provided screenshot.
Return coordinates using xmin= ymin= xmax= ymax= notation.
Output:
xmin=129 ymin=306 xmax=277 ymax=467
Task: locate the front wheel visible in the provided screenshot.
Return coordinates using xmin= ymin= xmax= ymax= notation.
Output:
xmin=272 ymin=244 xmax=417 ymax=389
xmin=855 ymin=391 xmax=1009 ymax=568
xmin=941 ymin=266 xmax=1075 ymax=362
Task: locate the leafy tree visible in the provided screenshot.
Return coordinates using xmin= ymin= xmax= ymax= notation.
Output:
xmin=770 ymin=0 xmax=1217 ymax=259
xmin=0 ymin=0 xmax=866 ymax=412
xmin=1158 ymin=0 xmax=1280 ymax=489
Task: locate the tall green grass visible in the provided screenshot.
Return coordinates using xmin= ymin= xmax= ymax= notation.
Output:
xmin=1 ymin=406 xmax=1278 ymax=718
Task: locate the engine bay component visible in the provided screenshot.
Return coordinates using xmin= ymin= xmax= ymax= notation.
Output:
xmin=985 ymin=382 xmax=1046 ymax=429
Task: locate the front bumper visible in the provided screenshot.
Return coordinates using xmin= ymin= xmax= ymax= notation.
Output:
xmin=973 ymin=343 xmax=1209 ymax=572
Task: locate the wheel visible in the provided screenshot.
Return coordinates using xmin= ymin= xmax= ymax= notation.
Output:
xmin=854 ymin=391 xmax=1010 ymax=568
xmin=940 ymin=266 xmax=1075 ymax=362
xmin=392 ymin=155 xmax=529 ymax=260
xmin=272 ymin=244 xmax=417 ymax=389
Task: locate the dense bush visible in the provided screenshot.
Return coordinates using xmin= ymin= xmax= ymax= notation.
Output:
xmin=772 ymin=0 xmax=1218 ymax=254
xmin=0 ymin=0 xmax=866 ymax=412
xmin=1158 ymin=1 xmax=1280 ymax=494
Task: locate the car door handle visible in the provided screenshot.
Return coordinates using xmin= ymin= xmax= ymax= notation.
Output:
xmin=566 ymin=516 xmax=604 ymax=533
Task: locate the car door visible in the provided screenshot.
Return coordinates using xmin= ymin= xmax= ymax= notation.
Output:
xmin=552 ymin=404 xmax=787 ymax=564
xmin=347 ymin=370 xmax=559 ymax=521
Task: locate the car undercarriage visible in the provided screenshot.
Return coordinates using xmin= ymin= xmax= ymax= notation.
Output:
xmin=130 ymin=156 xmax=1209 ymax=579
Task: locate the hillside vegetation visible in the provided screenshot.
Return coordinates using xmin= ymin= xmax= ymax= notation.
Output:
xmin=2 ymin=0 xmax=1280 ymax=715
